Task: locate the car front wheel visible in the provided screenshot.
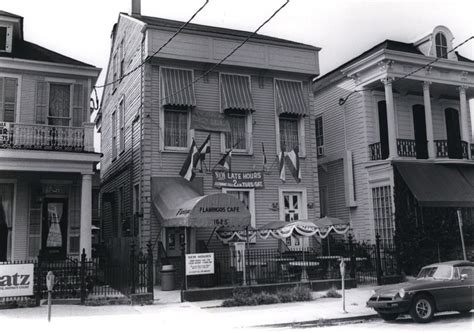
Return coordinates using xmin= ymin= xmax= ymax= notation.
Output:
xmin=378 ymin=313 xmax=399 ymax=321
xmin=410 ymin=294 xmax=435 ymax=323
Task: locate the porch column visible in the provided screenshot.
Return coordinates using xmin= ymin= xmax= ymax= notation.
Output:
xmin=422 ymin=81 xmax=435 ymax=158
xmin=458 ymin=86 xmax=470 ymax=158
xmin=382 ymin=77 xmax=398 ymax=158
xmin=80 ymin=173 xmax=93 ymax=258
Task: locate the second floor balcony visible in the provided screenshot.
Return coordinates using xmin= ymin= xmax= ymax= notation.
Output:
xmin=369 ymin=139 xmax=472 ymax=161
xmin=0 ymin=122 xmax=95 ymax=153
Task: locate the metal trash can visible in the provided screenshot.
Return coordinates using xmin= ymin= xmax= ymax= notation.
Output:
xmin=160 ymin=265 xmax=176 ymax=291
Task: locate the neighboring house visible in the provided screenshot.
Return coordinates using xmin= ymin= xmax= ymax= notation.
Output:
xmin=313 ymin=26 xmax=474 ymax=254
xmin=96 ymin=0 xmax=321 ymax=273
xmin=0 ymin=11 xmax=101 ymax=261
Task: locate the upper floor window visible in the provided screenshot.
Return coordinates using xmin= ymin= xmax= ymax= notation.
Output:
xmin=275 ymin=79 xmax=306 ymax=155
xmin=435 ymin=32 xmax=448 ymax=59
xmin=220 ymin=73 xmax=254 ymax=153
xmin=119 ymin=96 xmax=125 ymax=153
xmin=111 ymin=110 xmax=117 ymax=159
xmin=160 ymin=67 xmax=196 ymax=151
xmin=315 ymin=116 xmax=324 ymax=157
xmin=0 ymin=77 xmax=18 ymax=123
xmin=0 ymin=27 xmax=7 ymax=51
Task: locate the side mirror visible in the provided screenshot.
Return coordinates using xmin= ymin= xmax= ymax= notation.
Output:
xmin=460 ymin=273 xmax=468 ymax=281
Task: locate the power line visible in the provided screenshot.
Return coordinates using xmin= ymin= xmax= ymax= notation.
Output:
xmin=157 ymin=0 xmax=290 ymax=106
xmin=338 ymin=35 xmax=474 ymax=106
xmin=94 ymin=0 xmax=210 ymax=90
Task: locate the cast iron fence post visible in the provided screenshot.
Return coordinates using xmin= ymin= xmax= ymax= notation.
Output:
xmin=375 ymin=234 xmax=382 ymax=285
xmin=147 ymin=241 xmax=154 ymax=294
xmin=80 ymin=249 xmax=86 ymax=304
xmin=348 ymin=234 xmax=356 ymax=280
xmin=35 ymin=250 xmax=44 ymax=306
xmin=130 ymin=241 xmax=136 ymax=295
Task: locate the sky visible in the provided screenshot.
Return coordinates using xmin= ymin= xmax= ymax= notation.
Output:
xmin=2 ymin=0 xmax=474 ymax=147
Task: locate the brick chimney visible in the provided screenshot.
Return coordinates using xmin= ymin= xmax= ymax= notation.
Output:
xmin=131 ymin=0 xmax=141 ymax=16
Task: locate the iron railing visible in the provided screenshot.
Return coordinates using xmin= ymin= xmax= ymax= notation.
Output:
xmin=396 ymin=139 xmax=417 ymax=157
xmin=435 ymin=140 xmax=469 ymax=159
xmin=369 ymin=142 xmax=382 ymax=160
xmin=0 ymin=122 xmax=94 ymax=152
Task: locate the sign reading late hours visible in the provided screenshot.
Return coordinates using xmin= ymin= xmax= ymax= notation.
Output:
xmin=185 ymin=253 xmax=215 ymax=276
xmin=212 ymin=171 xmax=264 ymax=189
xmin=0 ymin=264 xmax=34 ymax=297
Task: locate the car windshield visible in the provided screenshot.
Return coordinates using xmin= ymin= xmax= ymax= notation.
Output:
xmin=417 ymin=265 xmax=453 ymax=280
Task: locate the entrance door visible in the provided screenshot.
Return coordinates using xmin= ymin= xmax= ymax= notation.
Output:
xmin=41 ymin=198 xmax=68 ymax=259
xmin=165 ymin=227 xmax=186 ymax=257
xmin=377 ymin=101 xmax=389 ymax=159
xmin=282 ymin=192 xmax=306 ymax=248
xmin=412 ymin=105 xmax=428 ymax=159
xmin=48 ymin=84 xmax=70 ymax=126
xmin=445 ymin=108 xmax=462 ymax=159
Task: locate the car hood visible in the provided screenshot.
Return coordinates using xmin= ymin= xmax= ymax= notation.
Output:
xmin=373 ymin=279 xmax=438 ymax=296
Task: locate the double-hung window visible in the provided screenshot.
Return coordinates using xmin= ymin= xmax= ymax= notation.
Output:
xmin=0 ymin=77 xmax=18 ymax=123
xmin=315 ymin=116 xmax=324 ymax=157
xmin=160 ymin=67 xmax=196 ymax=151
xmin=119 ymin=96 xmax=125 ymax=153
xmin=435 ymin=32 xmax=448 ymax=59
xmin=275 ymin=79 xmax=306 ymax=155
xmin=111 ymin=110 xmax=117 ymax=159
xmin=0 ymin=25 xmax=12 ymax=53
xmin=220 ymin=73 xmax=254 ymax=154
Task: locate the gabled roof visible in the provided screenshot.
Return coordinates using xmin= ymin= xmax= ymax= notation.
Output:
xmin=0 ymin=39 xmax=96 ymax=68
xmin=0 ymin=10 xmax=23 ymax=19
xmin=130 ymin=14 xmax=320 ymax=51
xmin=314 ymin=39 xmax=474 ymax=87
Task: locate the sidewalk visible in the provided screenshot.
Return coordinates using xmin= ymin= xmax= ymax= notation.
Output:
xmin=0 ymin=286 xmax=377 ymax=331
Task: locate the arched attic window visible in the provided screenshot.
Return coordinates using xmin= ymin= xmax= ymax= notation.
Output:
xmin=435 ymin=32 xmax=448 ymax=58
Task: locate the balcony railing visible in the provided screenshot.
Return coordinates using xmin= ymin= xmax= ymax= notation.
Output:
xmin=396 ymin=139 xmax=417 ymax=158
xmin=0 ymin=122 xmax=94 ymax=152
xmin=369 ymin=139 xmax=470 ymax=160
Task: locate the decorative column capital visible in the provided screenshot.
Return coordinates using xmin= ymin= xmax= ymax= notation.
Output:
xmin=380 ymin=77 xmax=394 ymax=86
xmin=457 ymin=85 xmax=468 ymax=94
xmin=422 ymin=81 xmax=432 ymax=90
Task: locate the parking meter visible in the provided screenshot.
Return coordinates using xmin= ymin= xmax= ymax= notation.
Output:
xmin=339 ymin=257 xmax=347 ymax=313
xmin=46 ymin=271 xmax=55 ymax=322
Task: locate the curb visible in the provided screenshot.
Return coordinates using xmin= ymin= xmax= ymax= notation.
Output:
xmin=252 ymin=314 xmax=379 ymax=328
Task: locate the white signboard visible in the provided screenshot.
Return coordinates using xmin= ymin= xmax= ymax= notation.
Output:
xmin=185 ymin=253 xmax=215 ymax=276
xmin=0 ymin=264 xmax=34 ymax=297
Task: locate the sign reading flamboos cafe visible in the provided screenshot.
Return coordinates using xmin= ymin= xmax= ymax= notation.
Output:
xmin=0 ymin=264 xmax=34 ymax=297
xmin=212 ymin=170 xmax=264 ymax=189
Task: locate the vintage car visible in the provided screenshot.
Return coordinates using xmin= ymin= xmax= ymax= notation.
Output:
xmin=367 ymin=260 xmax=474 ymax=323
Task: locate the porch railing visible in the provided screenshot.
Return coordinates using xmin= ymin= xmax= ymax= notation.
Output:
xmin=396 ymin=139 xmax=417 ymax=157
xmin=435 ymin=140 xmax=469 ymax=159
xmin=0 ymin=122 xmax=94 ymax=152
xmin=369 ymin=142 xmax=382 ymax=160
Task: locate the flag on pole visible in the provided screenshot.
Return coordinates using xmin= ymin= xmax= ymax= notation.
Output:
xmin=278 ymin=147 xmax=285 ymax=182
xmin=218 ymin=150 xmax=232 ymax=173
xmin=195 ymin=134 xmax=211 ymax=170
xmin=179 ymin=139 xmax=199 ymax=181
xmin=285 ymin=146 xmax=301 ymax=183
xmin=261 ymin=142 xmax=267 ymax=171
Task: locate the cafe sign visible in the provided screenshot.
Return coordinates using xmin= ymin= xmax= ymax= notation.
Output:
xmin=0 ymin=264 xmax=34 ymax=297
xmin=186 ymin=253 xmax=215 ymax=276
xmin=213 ymin=171 xmax=264 ymax=189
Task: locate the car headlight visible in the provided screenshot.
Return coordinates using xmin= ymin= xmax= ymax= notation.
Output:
xmin=398 ymin=288 xmax=405 ymax=298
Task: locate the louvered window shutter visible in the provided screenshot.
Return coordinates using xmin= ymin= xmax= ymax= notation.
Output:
xmin=3 ymin=78 xmax=17 ymax=123
xmin=72 ymin=84 xmax=84 ymax=127
xmin=35 ymin=81 xmax=48 ymax=124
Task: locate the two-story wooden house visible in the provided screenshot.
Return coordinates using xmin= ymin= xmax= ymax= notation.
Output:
xmin=0 ymin=11 xmax=101 ymax=261
xmin=313 ymin=26 xmax=474 ymax=262
xmin=97 ymin=0 xmax=321 ymax=277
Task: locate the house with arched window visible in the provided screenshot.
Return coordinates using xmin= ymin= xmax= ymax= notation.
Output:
xmin=313 ymin=26 xmax=474 ymax=272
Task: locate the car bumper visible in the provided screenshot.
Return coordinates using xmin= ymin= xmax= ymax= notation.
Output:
xmin=367 ymin=298 xmax=412 ymax=314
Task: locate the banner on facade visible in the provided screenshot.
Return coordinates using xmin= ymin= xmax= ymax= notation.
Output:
xmin=212 ymin=170 xmax=264 ymax=189
xmin=190 ymin=110 xmax=231 ymax=133
xmin=185 ymin=253 xmax=215 ymax=276
xmin=0 ymin=264 xmax=34 ymax=297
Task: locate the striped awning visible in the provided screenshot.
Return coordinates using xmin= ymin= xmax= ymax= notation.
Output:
xmin=275 ymin=80 xmax=306 ymax=116
xmin=161 ymin=68 xmax=196 ymax=107
xmin=220 ymin=74 xmax=254 ymax=112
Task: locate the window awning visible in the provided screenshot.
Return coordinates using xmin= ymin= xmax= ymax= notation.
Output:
xmin=275 ymin=80 xmax=306 ymax=116
xmin=151 ymin=177 xmax=251 ymax=228
xmin=161 ymin=68 xmax=196 ymax=108
xmin=220 ymin=74 xmax=254 ymax=112
xmin=393 ymin=161 xmax=474 ymax=207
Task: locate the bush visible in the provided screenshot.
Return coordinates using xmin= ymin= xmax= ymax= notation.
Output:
xmin=325 ymin=288 xmax=341 ymax=298
xmin=222 ymin=285 xmax=312 ymax=307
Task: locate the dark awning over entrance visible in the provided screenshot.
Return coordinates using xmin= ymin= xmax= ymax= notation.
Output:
xmin=393 ymin=161 xmax=474 ymax=207
xmin=151 ymin=177 xmax=251 ymax=228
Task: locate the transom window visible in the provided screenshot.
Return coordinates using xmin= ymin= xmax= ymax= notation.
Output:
xmin=435 ymin=32 xmax=448 ymax=59
xmin=164 ymin=108 xmax=188 ymax=148
xmin=279 ymin=115 xmax=299 ymax=151
xmin=225 ymin=113 xmax=247 ymax=150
